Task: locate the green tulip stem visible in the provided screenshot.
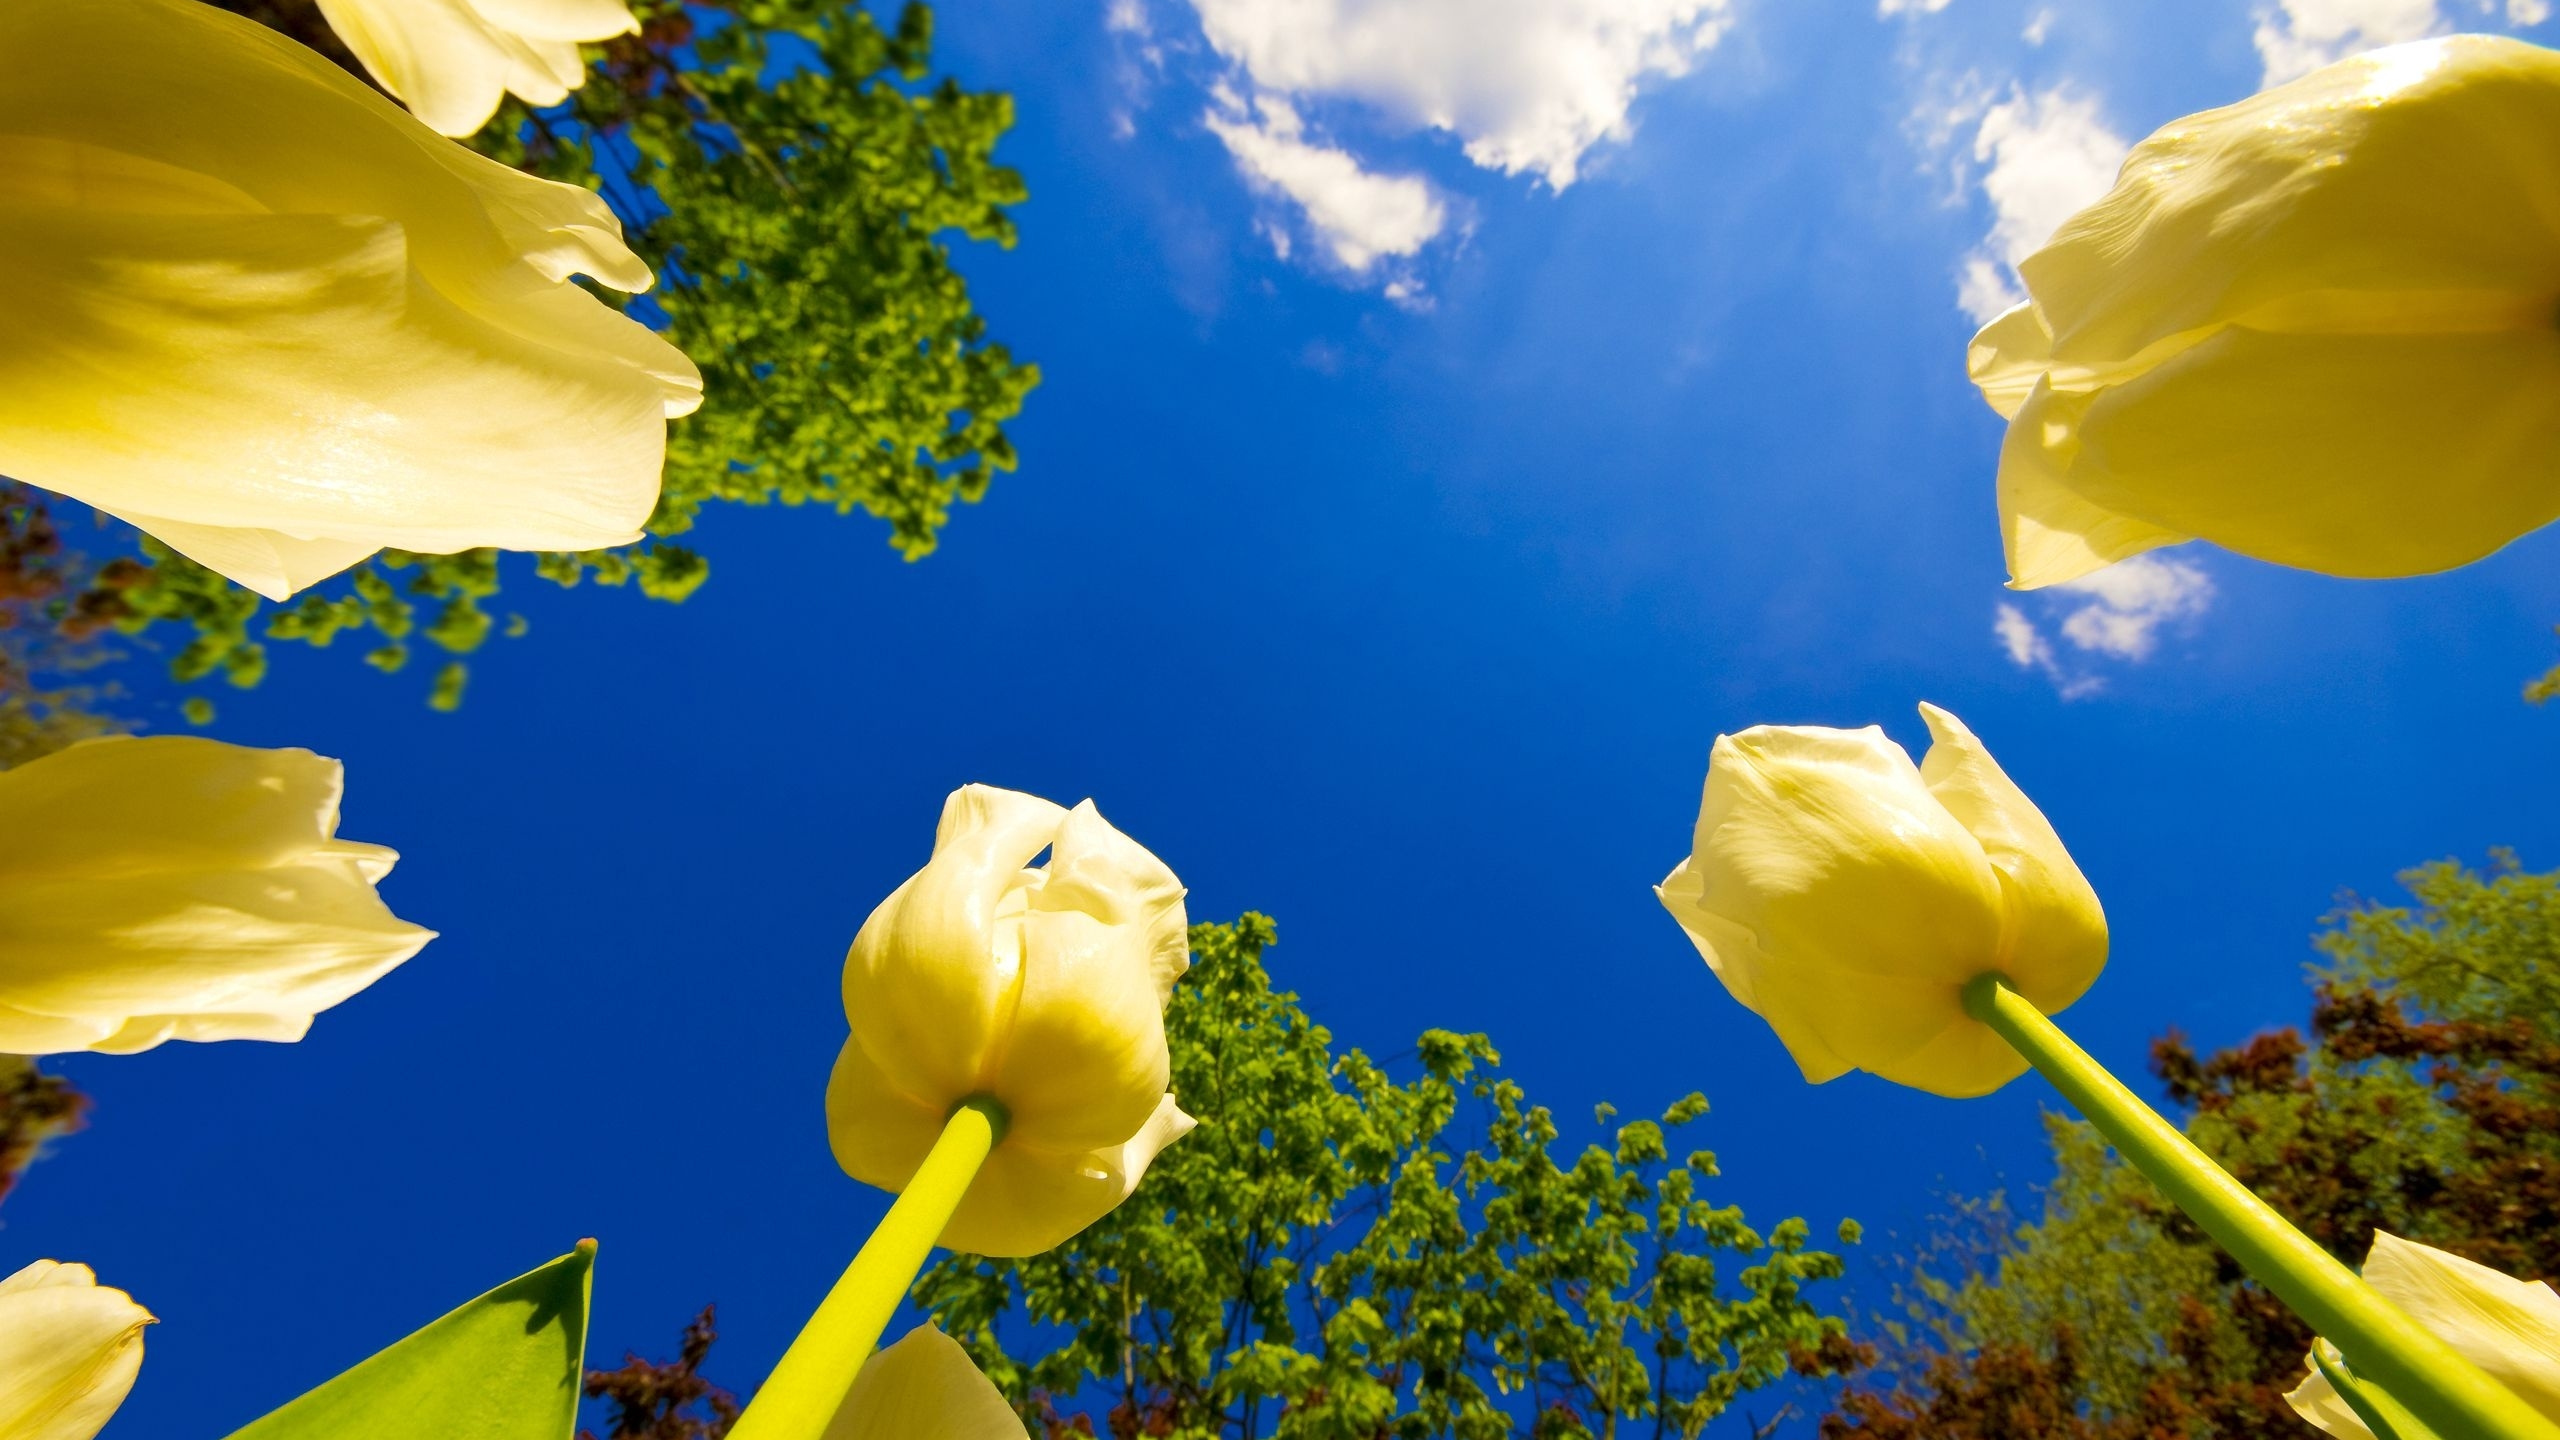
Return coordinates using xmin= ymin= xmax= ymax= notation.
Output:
xmin=1963 ymin=975 xmax=2560 ymax=1440
xmin=726 ymin=1097 xmax=1008 ymax=1440
xmin=2316 ymin=1341 xmax=2443 ymax=1440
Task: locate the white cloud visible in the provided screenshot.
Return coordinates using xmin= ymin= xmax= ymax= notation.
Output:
xmin=1185 ymin=0 xmax=1733 ymax=187
xmin=2021 ymin=7 xmax=2054 ymax=42
xmin=1879 ymin=0 xmax=1953 ymax=13
xmin=2253 ymin=0 xmax=2445 ymax=86
xmin=1204 ymin=92 xmax=1448 ymax=271
xmin=1994 ymin=555 xmax=2216 ymax=695
xmin=2514 ymin=0 xmax=2554 ymax=25
xmin=1953 ymin=87 xmax=2128 ymax=321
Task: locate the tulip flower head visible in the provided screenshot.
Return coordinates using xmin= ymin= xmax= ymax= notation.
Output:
xmin=0 ymin=1260 xmax=150 ymax=1440
xmin=317 ymin=0 xmax=640 ymax=138
xmin=826 ymin=1324 xmax=1026 ymax=1440
xmin=1971 ymin=36 xmax=2560 ymax=588
xmin=0 ymin=736 xmax=433 ymax=1055
xmin=1657 ymin=704 xmax=2107 ymax=1097
xmin=2289 ymin=1232 xmax=2560 ymax=1439
xmin=0 ymin=0 xmax=702 ymax=602
xmin=829 ymin=785 xmax=1195 ymax=1257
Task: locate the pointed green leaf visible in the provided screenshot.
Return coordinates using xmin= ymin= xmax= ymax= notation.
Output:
xmin=222 ymin=1242 xmax=594 ymax=1440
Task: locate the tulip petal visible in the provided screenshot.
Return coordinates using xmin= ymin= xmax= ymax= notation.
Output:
xmin=1967 ymin=301 xmax=2054 ymax=421
xmin=0 ymin=207 xmax=668 ymax=598
xmin=986 ymin=803 xmax=1182 ymax=1153
xmin=825 ymin=1324 xmax=1025 ymax=1440
xmin=1039 ymin=801 xmax=1191 ymax=1007
xmin=2023 ymin=37 xmax=2560 ymax=372
xmin=0 ymin=737 xmax=431 ymax=1056
xmin=0 ymin=736 xmax=347 ymax=879
xmin=2047 ymin=325 xmax=2560 ymax=579
xmin=466 ymin=0 xmax=641 ymax=43
xmin=1656 ymin=859 xmax=1854 ymax=1085
xmin=2364 ymin=1232 xmax=2560 ymax=1417
xmin=846 ymin=786 xmax=1066 ymax=1112
xmin=316 ymin=0 xmax=627 ymax=137
xmin=940 ymin=1094 xmax=1196 ymax=1258
xmin=1688 ymin=726 xmax=2004 ymax=987
xmin=0 ymin=0 xmax=701 ymax=598
xmin=1996 ymin=379 xmax=2193 ymax=590
xmin=823 ymin=1033 xmax=956 ymax=1199
xmin=0 ymin=1261 xmax=150 ymax=1440
xmin=1916 ymin=704 xmax=2106 ymax=1020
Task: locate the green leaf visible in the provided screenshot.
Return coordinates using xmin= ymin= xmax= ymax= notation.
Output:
xmin=221 ymin=1242 xmax=595 ymax=1440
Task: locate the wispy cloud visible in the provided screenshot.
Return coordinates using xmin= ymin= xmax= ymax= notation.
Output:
xmin=1879 ymin=0 xmax=1955 ymax=15
xmin=1951 ymin=86 xmax=2128 ymax=322
xmin=1203 ymin=90 xmax=1448 ymax=278
xmin=2253 ymin=0 xmax=2446 ymax=86
xmin=1116 ymin=0 xmax=1735 ymax=294
xmin=1995 ymin=556 xmax=2217 ymax=696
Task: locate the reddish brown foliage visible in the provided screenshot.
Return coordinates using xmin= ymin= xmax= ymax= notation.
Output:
xmin=581 ymin=1305 xmax=741 ymax=1440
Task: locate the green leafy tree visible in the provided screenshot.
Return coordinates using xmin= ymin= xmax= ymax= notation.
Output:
xmin=917 ymin=914 xmax=1861 ymax=1440
xmin=1824 ymin=854 xmax=2560 ymax=1439
xmin=50 ymin=0 xmax=1035 ymax=708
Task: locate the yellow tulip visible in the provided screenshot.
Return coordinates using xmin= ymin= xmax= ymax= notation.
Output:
xmin=1969 ymin=36 xmax=2560 ymax=589
xmin=0 ymin=736 xmax=433 ymax=1055
xmin=827 ymin=785 xmax=1195 ymax=1257
xmin=317 ymin=0 xmax=640 ymax=138
xmin=0 ymin=0 xmax=701 ymax=602
xmin=824 ymin=1324 xmax=1025 ymax=1440
xmin=1656 ymin=703 xmax=2106 ymax=1097
xmin=2290 ymin=1232 xmax=2560 ymax=1438
xmin=0 ymin=1261 xmax=151 ymax=1440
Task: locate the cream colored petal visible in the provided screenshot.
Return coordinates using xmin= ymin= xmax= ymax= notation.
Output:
xmin=2363 ymin=1232 xmax=2560 ymax=1418
xmin=824 ymin=1324 xmax=1025 ymax=1440
xmin=940 ymin=1094 xmax=1195 ymax=1258
xmin=845 ymin=787 xmax=1069 ymax=1114
xmin=2056 ymin=325 xmax=2560 ymax=580
xmin=0 ymin=737 xmax=348 ymax=882
xmin=1915 ymin=704 xmax=2107 ymax=1018
xmin=1039 ymin=801 xmax=1190 ymax=1007
xmin=1996 ymin=379 xmax=2193 ymax=590
xmin=0 ymin=862 xmax=433 ymax=1055
xmin=466 ymin=0 xmax=640 ymax=42
xmin=2022 ymin=36 xmax=2560 ymax=370
xmin=0 ymin=207 xmax=668 ymax=593
xmin=2283 ymin=1365 xmax=2379 ymax=1440
xmin=94 ymin=512 xmax=378 ymax=605
xmin=0 ymin=0 xmax=698 ymax=592
xmin=0 ymin=1262 xmax=150 ymax=1440
xmin=1656 ymin=860 xmax=1853 ymax=1085
xmin=1671 ymin=724 xmax=2016 ymax=1093
xmin=992 ymin=903 xmax=1172 ymax=1155
xmin=1966 ymin=300 xmax=2055 ymax=421
xmin=824 ymin=1033 xmax=955 ymax=1199
xmin=317 ymin=0 xmax=588 ymax=137
xmin=0 ymin=1005 xmax=117 ymax=1056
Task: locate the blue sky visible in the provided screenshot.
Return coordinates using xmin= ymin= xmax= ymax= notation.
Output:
xmin=28 ymin=0 xmax=2560 ymax=1432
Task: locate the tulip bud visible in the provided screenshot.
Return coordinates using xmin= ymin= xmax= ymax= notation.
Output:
xmin=828 ymin=785 xmax=1195 ymax=1257
xmin=0 ymin=0 xmax=702 ymax=602
xmin=2289 ymin=1233 xmax=2560 ymax=1439
xmin=0 ymin=1260 xmax=151 ymax=1440
xmin=1970 ymin=36 xmax=2560 ymax=589
xmin=1656 ymin=704 xmax=2106 ymax=1097
xmin=826 ymin=1324 xmax=1025 ymax=1440
xmin=315 ymin=0 xmax=640 ymax=138
xmin=0 ymin=736 xmax=434 ymax=1055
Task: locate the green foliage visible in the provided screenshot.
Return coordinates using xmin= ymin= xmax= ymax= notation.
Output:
xmin=224 ymin=1244 xmax=596 ymax=1440
xmin=1828 ymin=856 xmax=2560 ymax=1439
xmin=86 ymin=0 xmax=1034 ymax=704
xmin=918 ymin=915 xmax=1858 ymax=1440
